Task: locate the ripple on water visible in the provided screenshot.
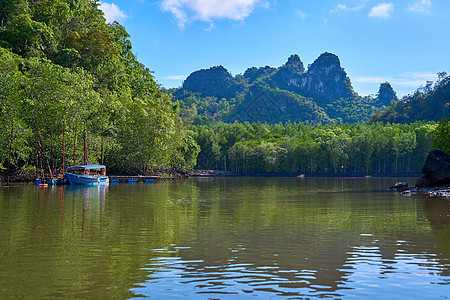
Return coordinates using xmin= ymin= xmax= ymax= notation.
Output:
xmin=131 ymin=249 xmax=322 ymax=298
xmin=131 ymin=241 xmax=450 ymax=299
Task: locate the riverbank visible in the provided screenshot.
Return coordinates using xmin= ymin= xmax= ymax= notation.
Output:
xmin=187 ymin=170 xmax=423 ymax=178
xmin=1 ymin=169 xmax=423 ymax=183
xmin=0 ymin=168 xmax=190 ymax=184
xmin=398 ymin=187 xmax=450 ymax=198
xmin=390 ymin=181 xmax=450 ymax=197
xmin=414 ymin=187 xmax=450 ymax=197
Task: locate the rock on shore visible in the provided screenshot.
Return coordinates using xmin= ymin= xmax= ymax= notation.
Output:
xmin=416 ymin=149 xmax=450 ymax=188
xmin=390 ymin=149 xmax=450 ymax=197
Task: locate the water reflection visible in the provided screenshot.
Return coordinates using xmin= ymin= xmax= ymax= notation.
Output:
xmin=130 ymin=178 xmax=450 ymax=299
xmin=0 ymin=178 xmax=449 ymax=299
xmin=63 ymin=185 xmax=108 ymax=238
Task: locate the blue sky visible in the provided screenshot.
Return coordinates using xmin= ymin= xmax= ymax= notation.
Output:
xmin=98 ymin=0 xmax=449 ymax=98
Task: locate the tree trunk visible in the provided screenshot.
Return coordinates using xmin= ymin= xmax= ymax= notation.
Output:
xmin=73 ymin=120 xmax=78 ymax=166
xmin=101 ymin=122 xmax=104 ymax=165
xmin=7 ymin=116 xmax=14 ymax=185
xmin=33 ymin=116 xmax=53 ymax=180
xmin=62 ymin=117 xmax=66 ymax=174
xmin=83 ymin=122 xmax=87 ymax=165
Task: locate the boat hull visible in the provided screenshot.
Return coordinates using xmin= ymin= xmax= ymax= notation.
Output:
xmin=65 ymin=173 xmax=109 ymax=185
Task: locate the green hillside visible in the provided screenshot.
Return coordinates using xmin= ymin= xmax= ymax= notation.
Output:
xmin=0 ymin=0 xmax=199 ymax=176
xmin=370 ymin=73 xmax=450 ymax=123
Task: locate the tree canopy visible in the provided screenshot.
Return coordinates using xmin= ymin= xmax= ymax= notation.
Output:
xmin=370 ymin=73 xmax=450 ymax=124
xmin=0 ymin=0 xmax=199 ymax=177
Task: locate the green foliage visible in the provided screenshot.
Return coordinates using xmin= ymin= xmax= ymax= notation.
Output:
xmin=433 ymin=118 xmax=450 ymax=154
xmin=176 ymin=66 xmax=246 ymax=100
xmin=22 ymin=165 xmax=39 ymax=172
xmin=325 ymin=97 xmax=379 ymax=124
xmin=228 ymin=85 xmax=332 ymax=124
xmin=371 ymin=73 xmax=450 ymax=123
xmin=0 ymin=13 xmax=54 ymax=57
xmin=190 ymin=121 xmax=437 ymax=175
xmin=243 ymin=66 xmax=277 ymax=84
xmin=0 ymin=0 xmax=199 ymax=176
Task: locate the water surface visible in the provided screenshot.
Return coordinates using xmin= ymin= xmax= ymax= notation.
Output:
xmin=0 ymin=178 xmax=449 ymax=299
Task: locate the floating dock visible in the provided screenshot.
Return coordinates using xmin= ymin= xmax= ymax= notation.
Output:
xmin=36 ymin=175 xmax=166 ymax=186
xmin=108 ymin=175 xmax=159 ymax=183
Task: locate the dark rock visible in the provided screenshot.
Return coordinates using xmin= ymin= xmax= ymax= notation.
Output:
xmin=375 ymin=82 xmax=398 ymax=107
xmin=390 ymin=181 xmax=410 ymax=192
xmin=416 ymin=149 xmax=450 ymax=188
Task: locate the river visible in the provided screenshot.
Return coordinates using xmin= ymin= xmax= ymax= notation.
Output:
xmin=0 ymin=178 xmax=449 ymax=299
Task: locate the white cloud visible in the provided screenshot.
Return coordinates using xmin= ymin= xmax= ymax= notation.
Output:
xmin=407 ymin=0 xmax=432 ymax=14
xmin=160 ymin=0 xmax=267 ymax=28
xmin=163 ymin=75 xmax=188 ymax=80
xmin=99 ymin=2 xmax=127 ymax=23
xmin=354 ymin=72 xmax=438 ymax=88
xmin=368 ymin=3 xmax=394 ymax=19
xmin=334 ymin=4 xmax=349 ymax=12
xmin=330 ymin=3 xmax=364 ymax=13
xmin=296 ymin=9 xmax=307 ymax=19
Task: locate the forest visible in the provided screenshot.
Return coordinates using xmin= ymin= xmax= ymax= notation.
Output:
xmin=0 ymin=0 xmax=449 ymax=180
xmin=0 ymin=0 xmax=199 ymax=179
xmin=190 ymin=120 xmax=449 ymax=175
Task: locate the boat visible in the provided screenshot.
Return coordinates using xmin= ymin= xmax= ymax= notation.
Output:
xmin=45 ymin=174 xmax=67 ymax=185
xmin=64 ymin=165 xmax=109 ymax=185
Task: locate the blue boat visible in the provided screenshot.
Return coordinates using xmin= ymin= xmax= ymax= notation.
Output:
xmin=65 ymin=165 xmax=109 ymax=185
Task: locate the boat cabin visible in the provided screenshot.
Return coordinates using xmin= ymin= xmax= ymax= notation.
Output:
xmin=66 ymin=165 xmax=107 ymax=177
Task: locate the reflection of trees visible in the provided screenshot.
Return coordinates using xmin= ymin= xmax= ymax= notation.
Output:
xmin=420 ymin=197 xmax=450 ymax=277
xmin=0 ymin=179 xmax=449 ymax=299
xmin=0 ymin=184 xmax=180 ymax=299
xmin=142 ymin=178 xmax=445 ymax=297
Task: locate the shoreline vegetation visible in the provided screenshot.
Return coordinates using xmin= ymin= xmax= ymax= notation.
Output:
xmin=0 ymin=1 xmax=449 ymax=192
xmin=2 ymin=170 xmax=448 ymax=198
xmin=187 ymin=170 xmax=423 ymax=178
xmin=0 ymin=169 xmax=424 ymax=184
xmin=1 ymin=117 xmax=447 ymax=184
xmin=0 ymin=0 xmax=200 ymax=179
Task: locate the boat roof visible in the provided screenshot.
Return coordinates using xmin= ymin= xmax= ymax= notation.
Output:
xmin=66 ymin=165 xmax=106 ymax=170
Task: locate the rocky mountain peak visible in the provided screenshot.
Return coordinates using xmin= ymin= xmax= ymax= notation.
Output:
xmin=298 ymin=52 xmax=354 ymax=105
xmin=270 ymin=54 xmax=305 ymax=90
xmin=284 ymin=54 xmax=305 ymax=72
xmin=376 ymin=82 xmax=398 ymax=106
xmin=175 ymin=52 xmax=365 ymax=124
xmin=309 ymin=52 xmax=341 ymax=70
xmin=183 ymin=65 xmax=232 ymax=88
xmin=182 ymin=65 xmax=235 ymax=98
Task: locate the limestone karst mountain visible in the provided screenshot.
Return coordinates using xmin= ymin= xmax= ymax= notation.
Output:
xmin=173 ymin=52 xmax=389 ymax=124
